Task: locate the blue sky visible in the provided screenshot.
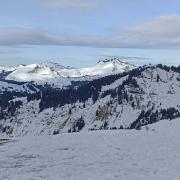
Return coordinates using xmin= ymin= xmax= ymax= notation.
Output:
xmin=0 ymin=0 xmax=180 ymax=67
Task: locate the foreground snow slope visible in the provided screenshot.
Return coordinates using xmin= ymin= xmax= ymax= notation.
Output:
xmin=1 ymin=118 xmax=180 ymax=180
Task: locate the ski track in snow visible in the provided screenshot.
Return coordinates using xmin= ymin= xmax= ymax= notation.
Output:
xmin=0 ymin=119 xmax=180 ymax=180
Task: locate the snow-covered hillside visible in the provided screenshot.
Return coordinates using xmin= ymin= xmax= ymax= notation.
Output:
xmin=7 ymin=64 xmax=60 ymax=81
xmin=1 ymin=118 xmax=180 ymax=180
xmin=1 ymin=64 xmax=180 ymax=136
xmin=5 ymin=63 xmax=71 ymax=87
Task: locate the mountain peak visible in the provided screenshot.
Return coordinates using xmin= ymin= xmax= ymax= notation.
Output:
xmin=98 ymin=57 xmax=126 ymax=64
xmin=40 ymin=61 xmax=66 ymax=70
xmin=96 ymin=57 xmax=136 ymax=73
xmin=97 ymin=57 xmax=136 ymax=67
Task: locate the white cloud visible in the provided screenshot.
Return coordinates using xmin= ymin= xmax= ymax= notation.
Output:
xmin=115 ymin=15 xmax=180 ymax=48
xmin=1 ymin=15 xmax=180 ymax=49
xmin=0 ymin=27 xmax=113 ymax=47
xmin=121 ymin=15 xmax=180 ymax=38
xmin=41 ymin=0 xmax=99 ymax=11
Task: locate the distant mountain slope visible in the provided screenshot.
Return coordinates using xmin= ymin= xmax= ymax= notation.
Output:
xmin=0 ymin=63 xmax=180 ymax=136
xmin=58 ymin=58 xmax=136 ymax=77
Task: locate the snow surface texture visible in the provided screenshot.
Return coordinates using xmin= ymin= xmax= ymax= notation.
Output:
xmin=0 ymin=119 xmax=180 ymax=180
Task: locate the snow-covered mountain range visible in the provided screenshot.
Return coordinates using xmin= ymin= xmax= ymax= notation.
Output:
xmin=0 ymin=60 xmax=180 ymax=136
xmin=3 ymin=58 xmax=135 ymax=83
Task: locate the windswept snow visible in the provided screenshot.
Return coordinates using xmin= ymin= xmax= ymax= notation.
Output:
xmin=0 ymin=118 xmax=180 ymax=180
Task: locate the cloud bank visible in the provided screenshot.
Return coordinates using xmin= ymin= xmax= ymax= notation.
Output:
xmin=1 ymin=15 xmax=180 ymax=49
